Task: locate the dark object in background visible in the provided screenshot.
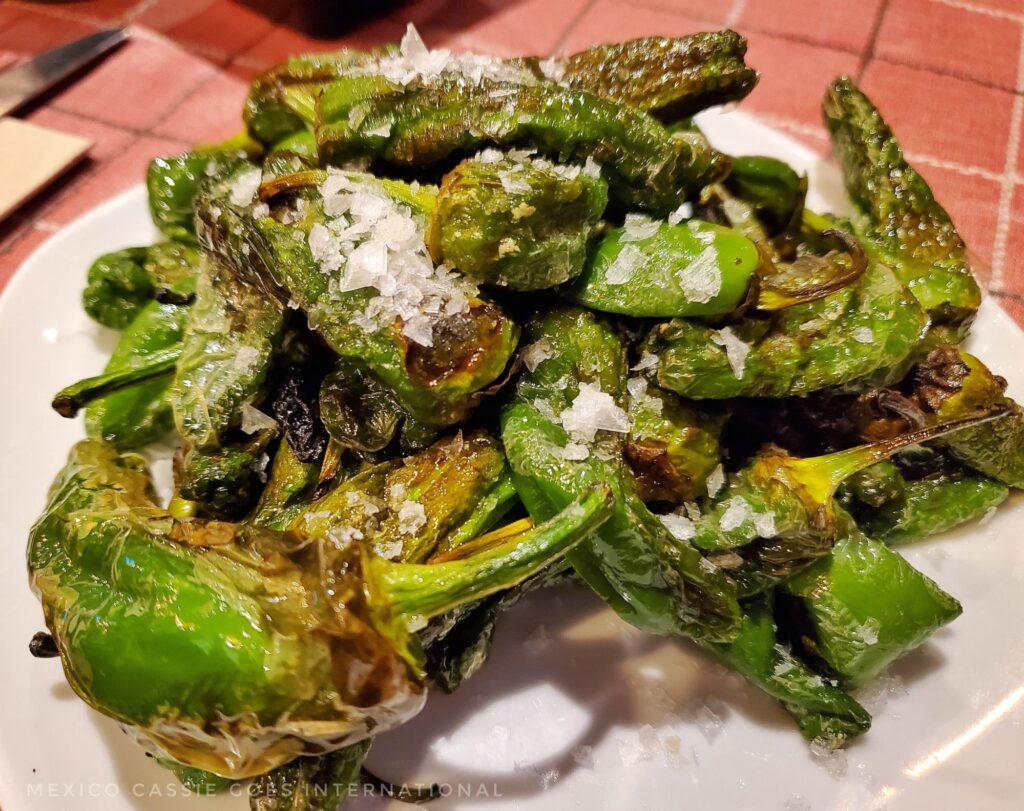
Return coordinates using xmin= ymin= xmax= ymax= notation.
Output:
xmin=240 ymin=0 xmax=402 ymax=39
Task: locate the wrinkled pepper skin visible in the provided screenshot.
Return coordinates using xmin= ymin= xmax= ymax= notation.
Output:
xmin=501 ymin=307 xmax=742 ymax=642
xmin=785 ymin=527 xmax=962 ymax=686
xmin=427 ymin=152 xmax=609 ymax=290
xmin=625 ymin=382 xmax=724 ymax=504
xmin=316 ymin=76 xmax=729 ymax=212
xmin=908 ymin=346 xmax=1024 ymax=487
xmin=568 ymin=218 xmax=759 ymax=317
xmin=857 ymin=472 xmax=1008 ymax=544
xmin=28 ymin=440 xmax=611 ymax=778
xmin=706 ymin=599 xmax=870 ymax=746
xmin=171 ymin=257 xmax=285 ymax=451
xmin=197 ymin=167 xmax=519 ymax=428
xmin=290 ymin=432 xmax=507 ymax=564
xmin=723 ymin=155 xmax=806 ymax=237
xmin=823 ymin=78 xmax=981 ymax=328
xmin=83 ymin=242 xmax=199 ymax=330
xmin=557 ymin=30 xmax=757 ymax=121
xmin=249 ymin=741 xmax=371 ymax=811
xmin=84 ymin=300 xmax=190 ymax=449
xmin=249 ymin=438 xmax=319 ymax=530
xmin=319 ymin=359 xmax=417 ymax=454
xmin=646 ymin=259 xmax=928 ymax=399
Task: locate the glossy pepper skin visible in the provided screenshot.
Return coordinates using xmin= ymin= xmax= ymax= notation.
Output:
xmin=556 ymin=30 xmax=757 ymax=121
xmin=723 ymin=155 xmax=806 ymax=237
xmin=785 ymin=525 xmax=962 ymax=686
xmin=624 ymin=380 xmax=724 ymax=504
xmin=906 ymin=346 xmax=1024 ymax=488
xmin=501 ymin=307 xmax=743 ymax=642
xmin=82 ymin=242 xmax=199 ymax=330
xmin=28 ymin=439 xmax=612 ymax=778
xmin=823 ymin=78 xmax=981 ymax=328
xmin=427 ymin=151 xmax=609 ymax=290
xmin=645 ymin=259 xmax=928 ymax=399
xmin=568 ymin=217 xmax=759 ymax=318
xmin=316 ymin=75 xmax=729 ymax=212
xmin=197 ymin=166 xmax=519 ymax=428
xmin=84 ymin=300 xmax=190 ymax=449
xmin=248 ymin=438 xmax=319 ymax=530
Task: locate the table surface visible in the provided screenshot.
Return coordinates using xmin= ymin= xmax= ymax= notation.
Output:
xmin=1 ymin=0 xmax=1023 ymax=324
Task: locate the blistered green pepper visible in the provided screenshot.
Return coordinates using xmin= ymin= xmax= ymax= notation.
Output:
xmin=785 ymin=526 xmax=962 ymax=686
xmin=316 ymin=75 xmax=728 ymax=212
xmin=723 ymin=155 xmax=806 ymax=237
xmin=568 ymin=217 xmax=759 ymax=317
xmin=501 ymin=307 xmax=742 ymax=641
xmin=249 ymin=741 xmax=371 ymax=811
xmin=198 ymin=166 xmax=519 ymax=428
xmin=82 ymin=242 xmax=199 ymax=330
xmin=248 ymin=438 xmax=319 ymax=530
xmin=427 ymin=151 xmax=609 ymax=290
xmin=624 ymin=380 xmax=724 ymax=503
xmin=824 ymin=78 xmax=981 ymax=328
xmin=644 ymin=259 xmax=928 ymax=399
xmin=28 ymin=439 xmax=612 ymax=778
xmin=73 ymin=301 xmax=189 ymax=448
xmin=555 ymin=30 xmax=757 ymax=121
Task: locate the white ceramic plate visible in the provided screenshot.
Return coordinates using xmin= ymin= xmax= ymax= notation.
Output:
xmin=1 ymin=110 xmax=1023 ymax=811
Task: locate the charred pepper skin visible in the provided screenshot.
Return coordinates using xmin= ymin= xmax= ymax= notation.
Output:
xmin=316 ymin=76 xmax=729 ymax=212
xmin=28 ymin=439 xmax=612 ymax=779
xmin=501 ymin=307 xmax=743 ymax=642
xmin=645 ymin=259 xmax=928 ymax=399
xmin=428 ymin=152 xmax=609 ymax=291
xmin=823 ymin=78 xmax=981 ymax=328
xmin=556 ymin=31 xmax=758 ymax=121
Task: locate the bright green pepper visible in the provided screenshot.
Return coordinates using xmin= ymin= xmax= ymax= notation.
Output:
xmin=28 ymin=439 xmax=612 ymax=778
xmin=567 ymin=217 xmax=759 ymax=317
xmin=316 ymin=75 xmax=729 ymax=212
xmin=197 ymin=166 xmax=519 ymax=428
xmin=427 ymin=151 xmax=609 ymax=290
xmin=785 ymin=526 xmax=962 ymax=686
xmin=81 ymin=301 xmax=189 ymax=448
xmin=823 ymin=78 xmax=981 ymax=328
xmin=645 ymin=259 xmax=928 ymax=399
xmin=555 ymin=30 xmax=757 ymax=121
xmin=501 ymin=307 xmax=742 ymax=641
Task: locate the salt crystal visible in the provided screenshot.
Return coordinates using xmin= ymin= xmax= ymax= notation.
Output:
xmin=375 ymin=537 xmax=404 ymax=560
xmin=402 ymin=315 xmax=435 ymax=347
xmin=604 ymin=244 xmax=645 ymax=285
xmin=523 ymin=624 xmax=552 ymax=656
xmin=753 ymin=510 xmax=777 ymax=538
xmin=676 ymin=245 xmax=722 ymax=304
xmin=228 ymin=166 xmax=262 ymax=207
xmin=328 ymin=525 xmax=364 ymax=545
xmin=559 ymin=382 xmax=631 ymax=443
xmin=538 ymin=56 xmax=565 ymax=82
xmin=240 ymin=403 xmax=277 ymax=435
xmin=711 ymin=327 xmax=750 ymax=379
xmin=536 ymin=768 xmax=559 ymax=790
xmin=583 ymin=156 xmax=602 ymax=178
xmin=667 ymin=202 xmax=693 ymax=226
xmin=399 ymin=22 xmax=430 ymax=60
xmin=853 ymin=671 xmax=906 ymax=713
xmin=692 ymin=702 xmax=725 ymax=743
xmin=719 ymin=496 xmax=752 ymax=532
xmin=521 ymin=339 xmax=554 ymax=372
xmin=785 ymin=795 xmax=811 ymax=811
xmin=363 ymin=120 xmax=393 ymax=138
xmin=631 ymin=351 xmax=659 ymax=372
xmin=251 ymin=202 xmax=270 ymax=218
xmin=852 ymin=327 xmax=874 ymax=344
xmin=621 ymin=214 xmax=661 ymax=243
xmin=855 ymin=621 xmax=880 ymax=646
xmin=706 ymin=464 xmax=725 ymax=498
xmin=559 ymin=441 xmax=591 ymax=461
xmin=571 ymin=745 xmax=595 ymax=769
xmin=809 ymin=738 xmax=848 ymax=778
xmin=660 ymin=512 xmax=696 ymax=541
xmin=233 ymin=345 xmax=260 ymax=373
xmin=398 ymin=499 xmax=427 ymax=536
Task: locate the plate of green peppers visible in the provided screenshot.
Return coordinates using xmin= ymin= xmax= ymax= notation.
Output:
xmin=0 ymin=24 xmax=1023 ymax=811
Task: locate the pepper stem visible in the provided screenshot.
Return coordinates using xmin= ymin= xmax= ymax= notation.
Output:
xmin=364 ymin=486 xmax=612 ymax=636
xmin=781 ymin=406 xmax=1010 ymax=506
xmin=52 ymin=345 xmax=182 ymax=417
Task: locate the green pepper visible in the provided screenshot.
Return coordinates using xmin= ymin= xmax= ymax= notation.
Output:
xmin=79 ymin=301 xmax=189 ymax=448
xmin=82 ymin=242 xmax=200 ymax=330
xmin=248 ymin=438 xmax=319 ymax=530
xmin=555 ymin=30 xmax=757 ymax=121
xmin=624 ymin=380 xmax=724 ymax=504
xmin=427 ymin=150 xmax=609 ymax=290
xmin=784 ymin=526 xmax=962 ymax=686
xmin=28 ymin=439 xmax=612 ymax=778
xmin=318 ymin=359 xmax=410 ymax=454
xmin=316 ymin=75 xmax=728 ymax=212
xmin=567 ymin=217 xmax=759 ymax=317
xmin=645 ymin=259 xmax=928 ymax=399
xmin=249 ymin=741 xmax=371 ymax=811
xmin=501 ymin=307 xmax=742 ymax=641
xmin=723 ymin=155 xmax=806 ymax=237
xmin=147 ymin=136 xmax=259 ymax=243
xmin=906 ymin=346 xmax=1024 ymax=487
xmin=823 ymin=78 xmax=981 ymax=328
xmin=197 ymin=166 xmax=519 ymax=428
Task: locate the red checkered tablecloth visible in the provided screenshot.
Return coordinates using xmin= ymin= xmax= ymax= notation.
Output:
xmin=2 ymin=0 xmax=1023 ymax=323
